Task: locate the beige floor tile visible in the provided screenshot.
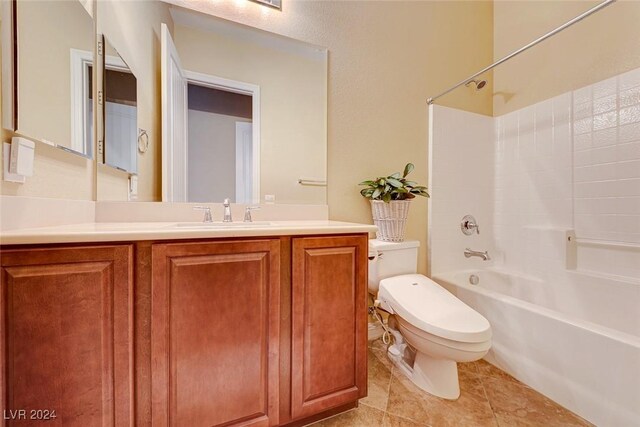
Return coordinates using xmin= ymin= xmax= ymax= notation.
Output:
xmin=475 ymin=359 xmax=518 ymax=384
xmin=482 ymin=377 xmax=593 ymax=427
xmin=310 ymin=403 xmax=385 ymax=427
xmin=309 ymin=346 xmax=591 ymax=427
xmin=360 ymin=346 xmax=393 ymax=410
xmin=386 ymin=366 xmax=497 ymax=427
xmin=369 ymin=339 xmax=395 ymax=371
xmin=382 ymin=412 xmax=429 ymax=426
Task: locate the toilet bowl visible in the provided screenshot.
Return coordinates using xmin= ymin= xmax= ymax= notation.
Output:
xmin=378 ymin=273 xmax=491 ymax=399
xmin=368 ymin=240 xmax=491 ymax=400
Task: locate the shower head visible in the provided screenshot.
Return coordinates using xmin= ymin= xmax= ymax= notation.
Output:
xmin=465 ymin=79 xmax=487 ymax=90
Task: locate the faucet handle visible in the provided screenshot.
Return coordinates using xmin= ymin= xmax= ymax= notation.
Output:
xmin=193 ymin=206 xmax=213 ymax=223
xmin=244 ymin=206 xmax=260 ymax=223
xmin=461 ymin=215 xmax=480 ymax=235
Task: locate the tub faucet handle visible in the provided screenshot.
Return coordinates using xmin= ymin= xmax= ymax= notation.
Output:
xmin=461 ymin=215 xmax=480 ymax=235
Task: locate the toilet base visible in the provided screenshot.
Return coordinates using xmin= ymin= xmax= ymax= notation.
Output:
xmin=387 ymin=345 xmax=460 ymax=400
xmin=411 ymin=352 xmax=460 ymax=400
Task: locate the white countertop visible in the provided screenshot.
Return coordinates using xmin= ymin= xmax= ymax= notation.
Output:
xmin=0 ymin=220 xmax=377 ymax=245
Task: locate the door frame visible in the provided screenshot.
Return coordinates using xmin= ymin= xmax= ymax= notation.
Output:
xmin=184 ymin=70 xmax=261 ymax=204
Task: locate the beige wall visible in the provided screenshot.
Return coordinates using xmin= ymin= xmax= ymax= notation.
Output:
xmin=174 ymin=21 xmax=327 ymax=204
xmin=493 ymin=0 xmax=640 ymax=115
xmin=2 ymin=0 xmax=495 ymax=274
xmin=166 ymin=0 xmax=494 ymax=273
xmin=96 ymin=0 xmax=174 ymax=201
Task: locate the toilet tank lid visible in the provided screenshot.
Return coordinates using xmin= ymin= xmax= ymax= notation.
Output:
xmin=369 ymin=239 xmax=420 ymax=252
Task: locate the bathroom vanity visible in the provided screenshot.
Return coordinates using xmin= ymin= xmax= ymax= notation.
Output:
xmin=0 ymin=222 xmax=373 ymax=426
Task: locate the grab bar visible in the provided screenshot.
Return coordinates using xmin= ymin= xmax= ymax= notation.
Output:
xmin=573 ymin=237 xmax=640 ymax=250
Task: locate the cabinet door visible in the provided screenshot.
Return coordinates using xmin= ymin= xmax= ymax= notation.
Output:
xmin=0 ymin=245 xmax=134 ymax=427
xmin=151 ymin=239 xmax=280 ymax=427
xmin=291 ymin=235 xmax=368 ymax=419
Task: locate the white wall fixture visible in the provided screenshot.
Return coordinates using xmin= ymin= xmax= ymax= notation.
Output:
xmin=3 ymin=144 xmax=25 ymax=184
xmin=3 ymin=137 xmax=35 ymax=183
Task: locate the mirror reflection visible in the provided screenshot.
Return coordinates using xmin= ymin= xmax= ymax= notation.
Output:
xmin=160 ymin=6 xmax=328 ymax=204
xmin=187 ymin=83 xmax=253 ymax=203
xmin=15 ymin=0 xmax=94 ymax=156
xmin=103 ymin=38 xmax=138 ymax=174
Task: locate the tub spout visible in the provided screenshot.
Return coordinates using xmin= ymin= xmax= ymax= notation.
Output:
xmin=464 ymin=248 xmax=491 ymax=261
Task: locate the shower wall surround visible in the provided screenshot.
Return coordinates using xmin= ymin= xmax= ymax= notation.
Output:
xmin=496 ymin=67 xmax=640 ymax=280
xmin=429 ymin=66 xmax=640 ymax=427
xmin=431 ymin=65 xmax=640 ymax=282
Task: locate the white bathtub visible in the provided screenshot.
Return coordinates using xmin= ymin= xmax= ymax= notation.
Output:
xmin=434 ymin=269 xmax=640 ymax=427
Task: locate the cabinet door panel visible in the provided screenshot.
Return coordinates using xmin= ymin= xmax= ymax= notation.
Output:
xmin=0 ymin=245 xmax=133 ymax=427
xmin=151 ymin=240 xmax=280 ymax=427
xmin=291 ymin=235 xmax=367 ymax=419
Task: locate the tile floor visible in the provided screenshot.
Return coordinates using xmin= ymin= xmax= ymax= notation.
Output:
xmin=310 ymin=340 xmax=592 ymax=427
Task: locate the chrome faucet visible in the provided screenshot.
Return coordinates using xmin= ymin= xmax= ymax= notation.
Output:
xmin=193 ymin=206 xmax=213 ymax=223
xmin=223 ymin=198 xmax=233 ymax=222
xmin=243 ymin=206 xmax=260 ymax=223
xmin=464 ymin=248 xmax=491 ymax=261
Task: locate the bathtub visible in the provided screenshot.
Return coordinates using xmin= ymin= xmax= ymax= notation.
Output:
xmin=433 ymin=269 xmax=640 ymax=427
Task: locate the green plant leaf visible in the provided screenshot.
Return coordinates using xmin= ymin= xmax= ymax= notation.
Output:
xmin=359 ymin=163 xmax=427 ymax=200
xmin=386 ymin=178 xmax=403 ymax=188
xmin=403 ymin=163 xmax=414 ymax=177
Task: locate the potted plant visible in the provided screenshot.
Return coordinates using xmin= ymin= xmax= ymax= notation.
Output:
xmin=359 ymin=163 xmax=429 ymax=242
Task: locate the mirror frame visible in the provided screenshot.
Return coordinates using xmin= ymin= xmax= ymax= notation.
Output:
xmin=1 ymin=0 xmax=15 ymax=131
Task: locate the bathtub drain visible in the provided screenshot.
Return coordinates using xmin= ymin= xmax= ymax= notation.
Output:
xmin=469 ymin=274 xmax=479 ymax=285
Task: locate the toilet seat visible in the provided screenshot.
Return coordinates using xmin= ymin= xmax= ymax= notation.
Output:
xmin=378 ymin=274 xmax=491 ymax=343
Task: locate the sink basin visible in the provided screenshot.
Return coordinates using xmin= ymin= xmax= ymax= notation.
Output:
xmin=174 ymin=221 xmax=272 ymax=229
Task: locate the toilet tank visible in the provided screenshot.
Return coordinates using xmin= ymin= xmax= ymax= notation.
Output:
xmin=368 ymin=239 xmax=419 ymax=294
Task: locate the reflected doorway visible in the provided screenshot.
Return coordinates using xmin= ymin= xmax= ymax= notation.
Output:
xmin=187 ymin=83 xmax=253 ymax=203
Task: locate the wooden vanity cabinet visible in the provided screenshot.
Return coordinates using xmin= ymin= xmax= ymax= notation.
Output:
xmin=289 ymin=236 xmax=368 ymax=420
xmin=150 ymin=239 xmax=281 ymax=427
xmin=0 ymin=245 xmax=134 ymax=427
xmin=0 ymin=233 xmax=368 ymax=427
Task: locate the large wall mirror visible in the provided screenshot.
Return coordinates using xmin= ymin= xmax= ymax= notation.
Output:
xmin=2 ymin=0 xmax=95 ymax=158
xmin=96 ymin=2 xmax=328 ymax=205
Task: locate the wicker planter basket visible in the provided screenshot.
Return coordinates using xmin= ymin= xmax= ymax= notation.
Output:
xmin=370 ymin=200 xmax=412 ymax=242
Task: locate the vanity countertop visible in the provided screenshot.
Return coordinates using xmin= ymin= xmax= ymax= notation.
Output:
xmin=0 ymin=220 xmax=377 ymax=245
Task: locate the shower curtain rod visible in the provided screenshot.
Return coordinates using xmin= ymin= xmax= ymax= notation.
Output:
xmin=426 ymin=0 xmax=617 ymax=105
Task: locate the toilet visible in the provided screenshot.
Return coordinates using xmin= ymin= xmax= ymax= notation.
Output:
xmin=368 ymin=239 xmax=491 ymax=400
